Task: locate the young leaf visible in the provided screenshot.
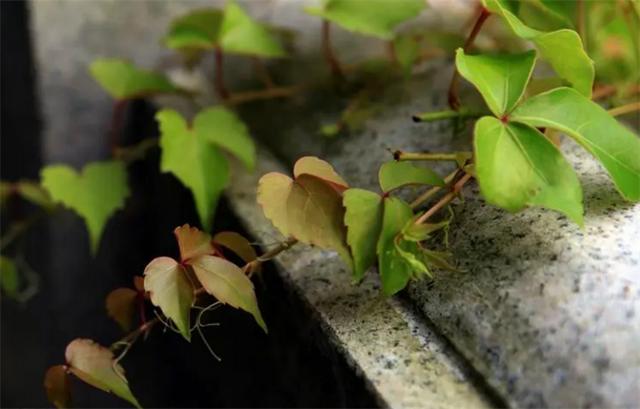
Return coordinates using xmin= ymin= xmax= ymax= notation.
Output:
xmin=379 ymin=161 xmax=444 ymax=193
xmin=377 ymin=197 xmax=414 ymax=296
xmin=164 ymin=9 xmax=223 ymax=50
xmin=483 ymin=0 xmax=594 ymax=97
xmin=511 ymin=87 xmax=640 ymax=201
xmin=16 ymin=181 xmax=55 ymax=210
xmin=105 ymin=288 xmax=138 ymax=332
xmin=41 ymin=161 xmax=129 ymax=253
xmin=44 ymin=365 xmax=71 ymax=409
xmin=305 ymin=0 xmax=425 ymax=40
xmin=157 ymin=109 xmax=230 ymax=229
xmin=293 ymin=156 xmax=349 ymax=188
xmin=343 ymin=188 xmax=383 ymax=282
xmin=455 ymin=49 xmax=536 ymax=116
xmin=174 ymin=224 xmax=214 ymax=262
xmin=190 ymin=255 xmax=266 ymax=332
xmin=65 ymin=339 xmax=141 ymax=408
xmin=213 ymin=231 xmax=258 ymax=266
xmin=0 ymin=256 xmax=19 ymax=299
xmin=474 ymin=116 xmax=584 ymax=225
xmin=90 ymin=58 xmax=177 ymax=100
xmin=144 ymin=257 xmax=194 ymax=341
xmin=219 ymin=2 xmax=285 ymax=58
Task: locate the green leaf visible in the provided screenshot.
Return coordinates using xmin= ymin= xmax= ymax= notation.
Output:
xmin=190 ymin=255 xmax=266 ymax=332
xmin=393 ymin=34 xmax=420 ymax=75
xmin=164 ymin=9 xmax=223 ymax=50
xmin=157 ymin=109 xmax=230 ymax=229
xmin=41 ymin=161 xmax=129 ymax=253
xmin=511 ymin=87 xmax=640 ymax=201
xmin=0 ymin=256 xmax=19 ymax=299
xmin=377 ymin=197 xmax=414 ymax=296
xmin=455 ymin=49 xmax=536 ymax=116
xmin=484 ymin=0 xmax=594 ymax=97
xmin=343 ymin=189 xmax=383 ymax=282
xmin=90 ymin=58 xmax=178 ymax=100
xmin=517 ymin=0 xmax=575 ymax=31
xmin=144 ymin=257 xmax=194 ymax=341
xmin=105 ymin=288 xmax=138 ymax=332
xmin=65 ymin=339 xmax=141 ymax=408
xmin=219 ymin=2 xmax=285 ymax=58
xmin=305 ymin=0 xmax=425 ymax=40
xmin=44 ymin=365 xmax=71 ymax=409
xmin=16 ymin=181 xmax=55 ymax=210
xmin=474 ymin=116 xmax=584 ymax=224
xmin=402 ymin=218 xmax=449 ymax=242
xmin=394 ymin=239 xmax=431 ymax=278
xmin=173 ymin=224 xmax=214 ymax=262
xmin=378 ymin=161 xmax=444 ymax=193
xmin=193 ymin=107 xmax=255 ymax=170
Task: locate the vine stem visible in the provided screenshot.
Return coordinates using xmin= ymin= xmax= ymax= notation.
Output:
xmin=322 ymin=20 xmax=343 ymax=78
xmin=214 ymin=47 xmax=230 ymax=100
xmin=447 ymin=6 xmax=491 ymax=110
xmin=410 ymin=169 xmax=460 ymax=209
xmin=414 ymin=172 xmax=473 ymax=225
xmin=412 ymin=108 xmax=483 ymax=123
xmin=394 ymin=151 xmax=471 ymax=162
xmin=608 ymin=101 xmax=640 ymax=117
xmin=225 ymin=85 xmax=302 ymax=105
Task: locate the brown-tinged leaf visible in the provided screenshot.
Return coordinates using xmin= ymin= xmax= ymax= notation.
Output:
xmin=293 ymin=156 xmax=349 ymax=189
xmin=65 ymin=339 xmax=141 ymax=408
xmin=44 ymin=365 xmax=70 ymax=408
xmin=257 ymin=172 xmax=294 ymax=237
xmin=133 ymin=276 xmax=145 ymax=292
xmin=174 ymin=224 xmax=214 ymax=262
xmin=190 ymin=255 xmax=266 ymax=332
xmin=105 ymin=288 xmax=137 ymax=332
xmin=143 ymin=257 xmax=194 ymax=341
xmin=213 ymin=231 xmax=259 ymax=272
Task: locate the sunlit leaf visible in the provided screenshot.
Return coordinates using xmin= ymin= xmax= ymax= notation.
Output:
xmin=378 ymin=161 xmax=444 ymax=193
xmin=511 ymin=87 xmax=640 ymax=201
xmin=484 ymin=0 xmax=594 ymax=97
xmin=164 ymin=9 xmax=223 ymax=50
xmin=90 ymin=58 xmax=178 ymax=100
xmin=455 ymin=49 xmax=536 ymax=116
xmin=190 ymin=255 xmax=266 ymax=332
xmin=174 ymin=224 xmax=214 ymax=262
xmin=474 ymin=116 xmax=584 ymax=224
xmin=0 ymin=256 xmax=19 ymax=299
xmin=343 ymin=189 xmax=383 ymax=282
xmin=305 ymin=0 xmax=425 ymax=40
xmin=377 ymin=197 xmax=414 ymax=296
xmin=213 ymin=231 xmax=258 ymax=268
xmin=219 ymin=2 xmax=285 ymax=57
xmin=41 ymin=161 xmax=129 ymax=253
xmin=293 ymin=156 xmax=348 ymax=188
xmin=44 ymin=365 xmax=70 ymax=409
xmin=65 ymin=339 xmax=141 ymax=408
xmin=144 ymin=257 xmax=194 ymax=341
xmin=105 ymin=288 xmax=138 ymax=332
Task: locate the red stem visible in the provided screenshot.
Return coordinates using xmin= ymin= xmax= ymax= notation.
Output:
xmin=322 ymin=20 xmax=343 ymax=78
xmin=214 ymin=47 xmax=230 ymax=100
xmin=448 ymin=7 xmax=491 ymax=110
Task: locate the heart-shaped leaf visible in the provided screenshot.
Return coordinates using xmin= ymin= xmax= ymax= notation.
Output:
xmin=213 ymin=231 xmax=258 ymax=267
xmin=190 ymin=255 xmax=266 ymax=332
xmin=293 ymin=156 xmax=348 ymax=188
xmin=164 ymin=9 xmax=223 ymax=50
xmin=90 ymin=58 xmax=178 ymax=100
xmin=377 ymin=197 xmax=414 ymax=296
xmin=174 ymin=224 xmax=214 ymax=262
xmin=484 ymin=0 xmax=594 ymax=97
xmin=0 ymin=256 xmax=19 ymax=299
xmin=41 ymin=161 xmax=130 ymax=253
xmin=44 ymin=365 xmax=70 ymax=409
xmin=144 ymin=257 xmax=194 ymax=341
xmin=474 ymin=116 xmax=584 ymax=225
xmin=65 ymin=339 xmax=141 ymax=408
xmin=343 ymin=188 xmax=383 ymax=281
xmin=219 ymin=2 xmax=285 ymax=58
xmin=378 ymin=161 xmax=444 ymax=193
xmin=511 ymin=87 xmax=640 ymax=201
xmin=105 ymin=288 xmax=138 ymax=332
xmin=305 ymin=0 xmax=425 ymax=40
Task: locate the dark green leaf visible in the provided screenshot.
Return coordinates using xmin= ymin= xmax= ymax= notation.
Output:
xmin=0 ymin=256 xmax=19 ymax=299
xmin=379 ymin=161 xmax=444 ymax=193
xmin=377 ymin=197 xmax=414 ymax=296
xmin=164 ymin=9 xmax=223 ymax=50
xmin=219 ymin=2 xmax=285 ymax=57
xmin=343 ymin=188 xmax=383 ymax=282
xmin=90 ymin=58 xmax=177 ymax=100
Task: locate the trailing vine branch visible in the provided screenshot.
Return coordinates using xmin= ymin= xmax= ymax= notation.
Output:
xmin=394 ymin=151 xmax=472 ymax=162
xmin=214 ymin=47 xmax=230 ymax=100
xmin=322 ymin=20 xmax=344 ymax=78
xmin=415 ymin=172 xmax=473 ymax=225
xmin=410 ymin=169 xmax=460 ymax=209
xmin=608 ymin=101 xmax=640 ymax=117
xmin=412 ymin=108 xmax=483 ymax=123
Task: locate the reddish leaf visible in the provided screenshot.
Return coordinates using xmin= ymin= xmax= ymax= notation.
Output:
xmin=174 ymin=224 xmax=214 ymax=261
xmin=44 ymin=365 xmax=70 ymax=408
xmin=105 ymin=288 xmax=137 ymax=332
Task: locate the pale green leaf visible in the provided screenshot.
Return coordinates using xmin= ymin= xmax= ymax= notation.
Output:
xmin=377 ymin=197 xmax=414 ymax=296
xmin=257 ymin=172 xmax=293 ymax=237
xmin=402 ymin=218 xmax=449 ymax=242
xmin=105 ymin=288 xmax=138 ymax=332
xmin=65 ymin=339 xmax=141 ymax=408
xmin=484 ymin=0 xmax=594 ymax=97
xmin=511 ymin=87 xmax=640 ymax=201
xmin=219 ymin=2 xmax=285 ymax=57
xmin=305 ymin=0 xmax=425 ymax=40
xmin=41 ymin=161 xmax=129 ymax=253
xmin=0 ymin=256 xmax=19 ymax=299
xmin=90 ymin=58 xmax=177 ymax=100
xmin=455 ymin=48 xmax=536 ymax=116
xmin=44 ymin=365 xmax=70 ymax=409
xmin=474 ymin=116 xmax=584 ymax=224
xmin=173 ymin=224 xmax=214 ymax=262
xmin=164 ymin=9 xmax=222 ymax=50
xmin=213 ymin=231 xmax=258 ymax=266
xmin=343 ymin=188 xmax=383 ymax=282
xmin=157 ymin=109 xmax=229 ymax=229
xmin=394 ymin=239 xmax=431 ymax=278
xmin=144 ymin=257 xmax=194 ymax=341
xmin=190 ymin=255 xmax=266 ymax=332
xmin=378 ymin=161 xmax=444 ymax=193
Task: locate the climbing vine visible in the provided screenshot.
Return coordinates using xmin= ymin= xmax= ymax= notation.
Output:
xmin=0 ymin=0 xmax=638 ymax=407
